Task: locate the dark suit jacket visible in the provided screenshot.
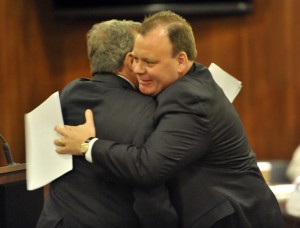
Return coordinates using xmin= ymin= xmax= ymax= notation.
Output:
xmin=91 ymin=63 xmax=284 ymax=228
xmin=36 ymin=73 xmax=177 ymax=227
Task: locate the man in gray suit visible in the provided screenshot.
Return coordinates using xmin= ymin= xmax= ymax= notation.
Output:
xmin=56 ymin=11 xmax=284 ymax=227
xmin=37 ymin=19 xmax=177 ymax=228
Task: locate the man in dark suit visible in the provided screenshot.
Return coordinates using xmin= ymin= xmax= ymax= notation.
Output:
xmin=56 ymin=11 xmax=284 ymax=227
xmin=36 ymin=19 xmax=177 ymax=228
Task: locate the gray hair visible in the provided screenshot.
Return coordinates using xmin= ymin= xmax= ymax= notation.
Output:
xmin=87 ymin=19 xmax=141 ymax=74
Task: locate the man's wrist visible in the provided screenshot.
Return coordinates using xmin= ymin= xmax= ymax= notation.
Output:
xmin=85 ymin=138 xmax=98 ymax=163
xmin=80 ymin=137 xmax=95 ymax=155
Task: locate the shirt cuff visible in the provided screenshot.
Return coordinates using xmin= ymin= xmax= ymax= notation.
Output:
xmin=85 ymin=138 xmax=98 ymax=163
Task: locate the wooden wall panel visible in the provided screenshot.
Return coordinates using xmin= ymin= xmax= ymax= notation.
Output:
xmin=0 ymin=0 xmax=299 ymax=166
xmin=189 ymin=0 xmax=300 ymax=160
xmin=0 ymin=0 xmax=89 ymax=166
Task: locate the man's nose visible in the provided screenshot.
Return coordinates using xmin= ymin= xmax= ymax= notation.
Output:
xmin=133 ymin=62 xmax=145 ymax=74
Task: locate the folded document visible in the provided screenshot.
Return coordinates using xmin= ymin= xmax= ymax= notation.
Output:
xmin=25 ymin=91 xmax=72 ymax=191
xmin=209 ymin=63 xmax=242 ymax=103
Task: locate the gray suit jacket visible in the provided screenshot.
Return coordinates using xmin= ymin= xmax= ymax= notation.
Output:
xmin=91 ymin=63 xmax=284 ymax=228
xmin=37 ymin=73 xmax=177 ymax=227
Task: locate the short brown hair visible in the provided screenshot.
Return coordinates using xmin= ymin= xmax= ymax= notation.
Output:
xmin=140 ymin=11 xmax=197 ymax=60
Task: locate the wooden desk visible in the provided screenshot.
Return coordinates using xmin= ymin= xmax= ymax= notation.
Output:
xmin=0 ymin=163 xmax=26 ymax=184
xmin=269 ymin=184 xmax=300 ymax=227
xmin=280 ymin=201 xmax=300 ymax=228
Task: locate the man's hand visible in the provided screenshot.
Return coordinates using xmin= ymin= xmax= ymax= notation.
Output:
xmin=54 ymin=109 xmax=96 ymax=155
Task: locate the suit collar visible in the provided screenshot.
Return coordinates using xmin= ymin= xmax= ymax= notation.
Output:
xmin=92 ymin=72 xmax=136 ymax=90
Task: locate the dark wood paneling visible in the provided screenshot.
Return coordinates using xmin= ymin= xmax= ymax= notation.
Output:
xmin=0 ymin=0 xmax=299 ymax=166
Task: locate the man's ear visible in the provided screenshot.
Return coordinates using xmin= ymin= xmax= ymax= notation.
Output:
xmin=125 ymin=52 xmax=134 ymax=67
xmin=115 ymin=52 xmax=133 ymax=74
xmin=177 ymin=51 xmax=189 ymax=74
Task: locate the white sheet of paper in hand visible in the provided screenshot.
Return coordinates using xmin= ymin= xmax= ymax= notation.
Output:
xmin=208 ymin=63 xmax=242 ymax=103
xmin=25 ymin=91 xmax=72 ymax=190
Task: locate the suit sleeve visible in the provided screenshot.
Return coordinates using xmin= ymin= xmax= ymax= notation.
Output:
xmin=92 ymin=86 xmax=211 ymax=187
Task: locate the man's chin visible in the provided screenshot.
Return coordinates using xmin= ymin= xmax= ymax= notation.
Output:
xmin=139 ymin=87 xmax=155 ymax=96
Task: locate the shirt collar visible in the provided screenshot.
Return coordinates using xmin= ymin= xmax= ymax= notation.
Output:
xmin=116 ymin=74 xmax=136 ymax=89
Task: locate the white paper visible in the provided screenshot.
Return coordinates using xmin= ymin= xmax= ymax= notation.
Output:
xmin=25 ymin=91 xmax=72 ymax=190
xmin=269 ymin=184 xmax=295 ymax=202
xmin=208 ymin=63 xmax=242 ymax=103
